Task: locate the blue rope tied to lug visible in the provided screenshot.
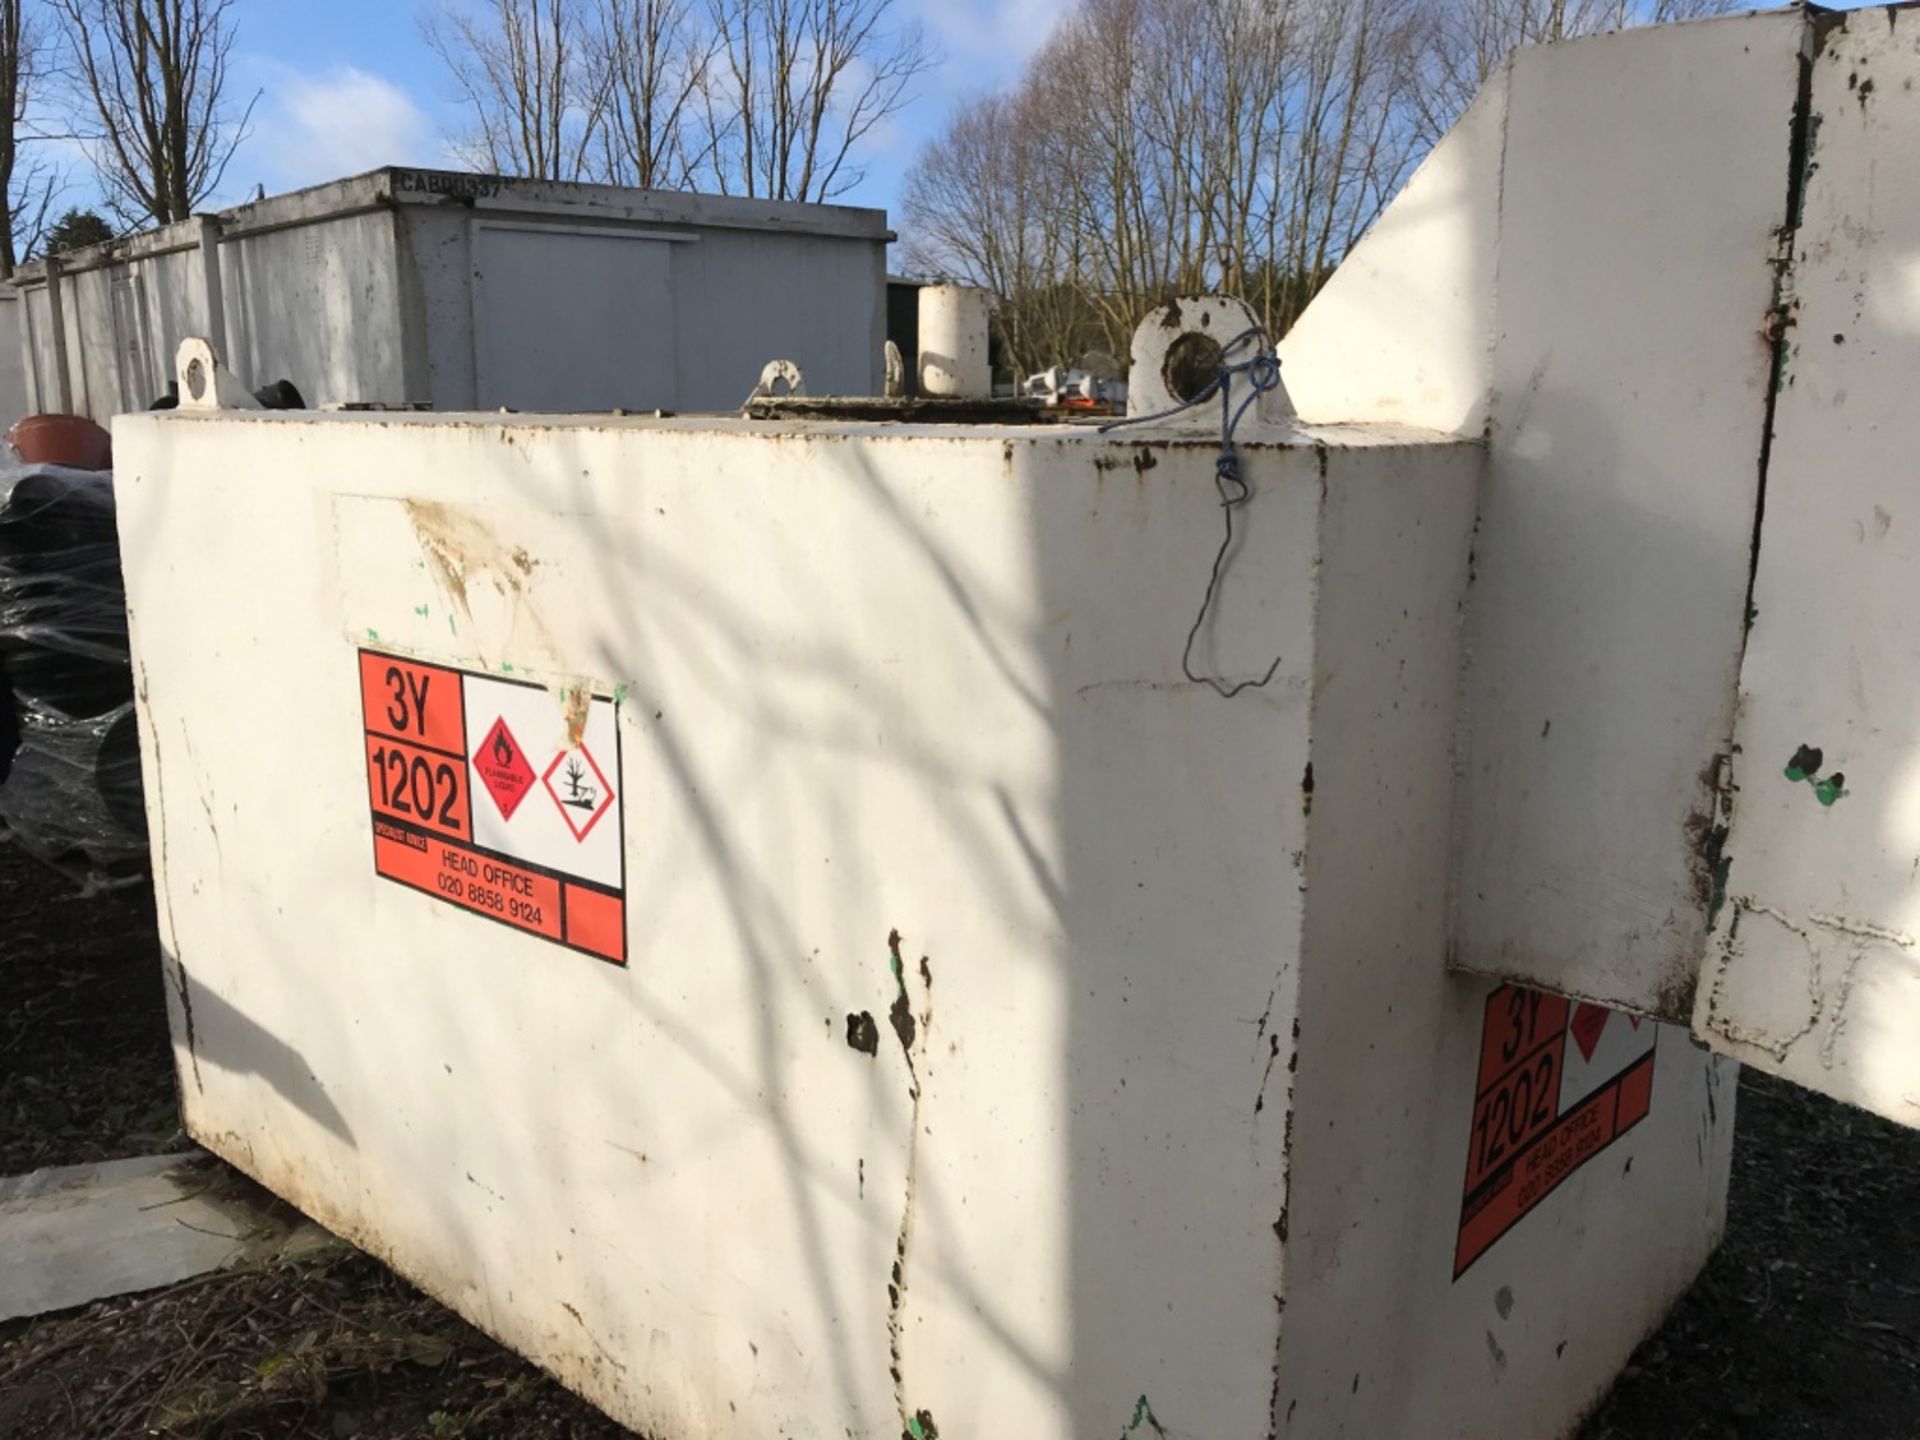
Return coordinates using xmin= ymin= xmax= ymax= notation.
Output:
xmin=1100 ymin=325 xmax=1285 ymax=698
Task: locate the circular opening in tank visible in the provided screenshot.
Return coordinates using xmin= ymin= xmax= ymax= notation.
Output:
xmin=185 ymin=358 xmax=206 ymax=401
xmin=1163 ymin=332 xmax=1225 ymax=403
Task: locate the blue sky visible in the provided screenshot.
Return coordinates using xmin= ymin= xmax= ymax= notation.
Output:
xmin=199 ymin=0 xmax=1053 ymax=223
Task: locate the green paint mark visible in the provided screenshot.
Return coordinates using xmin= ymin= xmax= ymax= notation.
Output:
xmin=612 ymin=682 xmax=631 ymax=705
xmin=907 ymin=1417 xmax=925 ymax=1440
xmin=501 ymin=661 xmax=514 ymax=673
xmin=447 ymin=613 xmax=457 ymax=636
xmin=413 ymin=604 xmax=429 ymax=618
xmin=366 ymin=627 xmax=380 ymax=641
xmin=1120 ymin=1396 xmax=1167 ymax=1439
xmin=1784 ymin=744 xmax=1847 ymax=806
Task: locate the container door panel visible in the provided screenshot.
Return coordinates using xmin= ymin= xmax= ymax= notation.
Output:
xmin=471 ymin=225 xmax=678 ymax=412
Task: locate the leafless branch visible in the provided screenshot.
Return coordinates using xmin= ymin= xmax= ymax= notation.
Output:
xmin=904 ymin=0 xmax=1734 ymax=375
xmin=0 ymin=0 xmax=65 ymax=274
xmin=424 ymin=0 xmax=609 ymax=181
xmin=52 ymin=0 xmax=254 ymax=227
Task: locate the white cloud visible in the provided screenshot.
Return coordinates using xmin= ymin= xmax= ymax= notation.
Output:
xmin=910 ymin=0 xmax=1059 ymax=86
xmin=237 ymin=64 xmax=437 ymax=196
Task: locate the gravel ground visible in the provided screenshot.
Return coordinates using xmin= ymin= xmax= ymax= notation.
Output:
xmin=0 ymin=852 xmax=177 ymax=1174
xmin=0 ymin=1244 xmax=636 ymax=1439
xmin=2 ymin=843 xmax=1917 ymax=1437
xmin=1579 ymin=1067 xmax=1920 ymax=1439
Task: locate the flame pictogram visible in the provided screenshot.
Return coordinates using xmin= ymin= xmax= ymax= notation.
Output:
xmin=474 ymin=716 xmax=536 ymax=821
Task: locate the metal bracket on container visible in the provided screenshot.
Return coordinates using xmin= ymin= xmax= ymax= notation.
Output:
xmin=740 ymin=359 xmax=807 ymax=413
xmin=174 ymin=337 xmax=262 ymax=412
xmin=1126 ymin=295 xmax=1294 ymax=427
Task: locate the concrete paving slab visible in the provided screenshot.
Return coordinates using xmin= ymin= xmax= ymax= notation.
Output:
xmin=0 ymin=1150 xmax=331 ymax=1321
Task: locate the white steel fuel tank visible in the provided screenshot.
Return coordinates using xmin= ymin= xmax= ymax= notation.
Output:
xmin=114 ymin=308 xmax=1732 ymax=1440
xmin=115 ymin=5 xmax=1920 ymax=1434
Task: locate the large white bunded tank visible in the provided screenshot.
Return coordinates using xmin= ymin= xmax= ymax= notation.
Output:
xmin=112 ymin=4 xmax=1920 ymax=1437
xmin=10 ymin=169 xmax=889 ymax=421
xmin=113 ymin=307 xmax=1732 ymax=1439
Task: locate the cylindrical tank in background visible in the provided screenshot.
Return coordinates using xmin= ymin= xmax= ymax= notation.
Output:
xmin=917 ymin=285 xmax=992 ymax=398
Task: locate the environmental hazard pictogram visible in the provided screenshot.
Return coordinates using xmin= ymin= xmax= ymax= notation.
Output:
xmin=542 ymin=744 xmax=616 ymax=841
xmin=473 ymin=716 xmax=536 ymax=820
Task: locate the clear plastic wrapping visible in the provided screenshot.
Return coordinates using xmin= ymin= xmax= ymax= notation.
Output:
xmin=0 ymin=461 xmax=147 ymax=874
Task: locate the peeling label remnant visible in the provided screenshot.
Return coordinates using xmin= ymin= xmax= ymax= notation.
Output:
xmin=559 ymin=683 xmax=592 ymax=750
xmin=402 ymin=499 xmax=589 ymax=725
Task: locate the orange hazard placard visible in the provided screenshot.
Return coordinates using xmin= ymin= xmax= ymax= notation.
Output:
xmin=1454 ymin=984 xmax=1656 ymax=1277
xmin=358 ymin=649 xmax=627 ymax=965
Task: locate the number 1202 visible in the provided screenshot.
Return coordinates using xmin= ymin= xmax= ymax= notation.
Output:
xmin=1469 ymin=1043 xmax=1560 ymax=1189
xmin=370 ymin=744 xmax=463 ymax=831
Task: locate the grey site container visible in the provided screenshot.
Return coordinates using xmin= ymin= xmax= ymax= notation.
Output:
xmin=7 ymin=168 xmax=891 ymax=422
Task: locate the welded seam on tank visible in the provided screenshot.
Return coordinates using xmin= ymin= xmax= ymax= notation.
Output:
xmin=1442 ymin=52 xmax=1513 ymax=971
xmin=1740 ymin=12 xmax=1826 ymax=654
xmin=1480 ymin=51 xmax=1516 ymax=446
xmin=1699 ymin=11 xmax=1829 ymax=1026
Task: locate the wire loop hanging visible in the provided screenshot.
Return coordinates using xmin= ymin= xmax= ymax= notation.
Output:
xmin=1101 ymin=327 xmax=1285 ymax=698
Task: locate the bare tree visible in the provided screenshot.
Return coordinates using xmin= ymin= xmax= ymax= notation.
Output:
xmin=588 ymin=0 xmax=712 ymax=187
xmin=907 ymin=0 xmax=1735 ymax=376
xmin=697 ymin=0 xmax=934 ymax=201
xmin=430 ymin=0 xmax=924 ymax=196
xmin=0 ymin=0 xmax=61 ymax=274
xmin=54 ymin=0 xmax=255 ymax=227
xmin=903 ymin=89 xmax=1091 ymax=377
xmin=425 ymin=0 xmax=609 ymax=181
xmin=910 ymin=0 xmax=1423 ymax=362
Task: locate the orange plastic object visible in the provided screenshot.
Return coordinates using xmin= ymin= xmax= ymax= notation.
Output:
xmin=7 ymin=413 xmax=113 ymax=471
